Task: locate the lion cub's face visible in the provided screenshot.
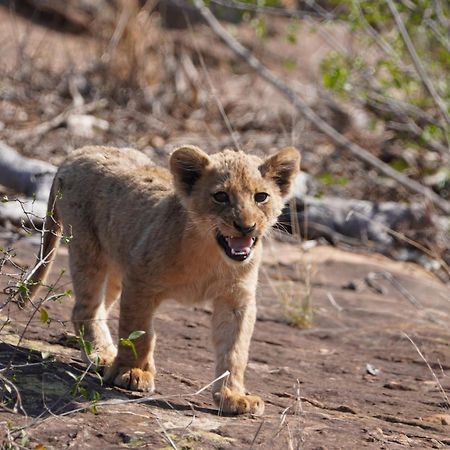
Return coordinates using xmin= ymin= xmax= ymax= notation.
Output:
xmin=170 ymin=146 xmax=300 ymax=263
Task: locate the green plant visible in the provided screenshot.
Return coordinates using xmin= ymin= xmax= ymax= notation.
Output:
xmin=119 ymin=330 xmax=146 ymax=360
xmin=280 ymin=263 xmax=313 ymax=329
xmin=320 ymin=0 xmax=449 ymax=160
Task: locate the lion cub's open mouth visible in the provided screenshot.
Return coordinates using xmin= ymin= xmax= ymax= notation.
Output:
xmin=216 ymin=233 xmax=257 ymax=262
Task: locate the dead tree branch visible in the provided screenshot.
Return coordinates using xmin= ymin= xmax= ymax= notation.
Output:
xmin=0 ymin=142 xmax=55 ymax=200
xmin=0 ymin=142 xmax=56 ymax=226
xmin=192 ymin=0 xmax=450 ymax=215
xmin=6 ymin=99 xmax=107 ymax=144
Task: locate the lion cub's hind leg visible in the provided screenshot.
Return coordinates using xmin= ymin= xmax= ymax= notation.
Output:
xmin=70 ymin=245 xmax=117 ymax=368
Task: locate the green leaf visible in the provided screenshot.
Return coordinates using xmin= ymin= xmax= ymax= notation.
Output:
xmin=321 ymin=54 xmax=349 ymax=93
xmin=128 ymin=330 xmax=146 ymax=341
xmin=83 ymin=340 xmax=93 ymax=356
xmin=317 ymin=173 xmax=349 ymax=186
xmin=119 ymin=338 xmax=138 ymax=359
xmin=421 ymin=124 xmax=443 ymax=143
xmin=250 ymin=17 xmax=267 ymax=40
xmin=285 ymin=22 xmax=300 ymax=44
xmin=389 ymin=158 xmax=409 ymax=172
xmin=283 ymin=58 xmax=297 ymax=71
xmin=39 ymin=307 xmax=50 ymax=324
xmin=336 ymin=176 xmax=349 ymax=186
xmin=16 ymin=281 xmax=30 ymax=297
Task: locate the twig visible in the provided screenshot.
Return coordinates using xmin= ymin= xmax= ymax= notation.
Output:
xmin=424 ymin=18 xmax=450 ymax=53
xmin=366 ymin=272 xmax=422 ymax=308
xmin=354 ymin=0 xmax=415 ymax=77
xmin=184 ymin=13 xmax=242 ymax=151
xmin=432 ymin=0 xmax=449 ymax=31
xmin=403 ymin=333 xmax=450 ymax=407
xmin=192 ymin=0 xmax=450 ymax=215
xmin=155 ymin=415 xmax=179 ymax=450
xmin=0 ymin=372 xmax=27 ymax=416
xmin=345 ymin=207 xmax=450 ymax=276
xmin=7 ymin=99 xmax=108 ymax=144
xmin=385 ymin=0 xmax=450 ymax=128
xmin=249 ymin=419 xmax=264 ymax=449
xmin=34 ymin=370 xmax=231 ymax=419
xmin=326 ymin=292 xmax=343 ymax=312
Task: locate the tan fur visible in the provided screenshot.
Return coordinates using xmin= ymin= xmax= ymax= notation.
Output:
xmin=27 ymin=145 xmax=300 ymax=415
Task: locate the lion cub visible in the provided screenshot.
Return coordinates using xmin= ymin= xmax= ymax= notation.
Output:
xmin=26 ymin=145 xmax=300 ymax=415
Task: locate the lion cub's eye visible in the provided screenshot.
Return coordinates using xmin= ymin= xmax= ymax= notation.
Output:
xmin=212 ymin=191 xmax=230 ymax=204
xmin=254 ymin=192 xmax=269 ymax=203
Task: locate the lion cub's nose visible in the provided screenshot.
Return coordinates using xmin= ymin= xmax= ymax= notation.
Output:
xmin=233 ymin=221 xmax=256 ymax=235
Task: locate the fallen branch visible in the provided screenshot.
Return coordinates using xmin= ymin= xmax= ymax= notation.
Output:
xmin=6 ymin=99 xmax=107 ymax=144
xmin=192 ymin=0 xmax=450 ymax=215
xmin=0 ymin=142 xmax=56 ymax=226
xmin=0 ymin=142 xmax=56 ymax=200
xmin=279 ymin=194 xmax=435 ymax=249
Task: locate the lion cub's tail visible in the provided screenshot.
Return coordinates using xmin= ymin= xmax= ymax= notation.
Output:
xmin=21 ymin=177 xmax=63 ymax=304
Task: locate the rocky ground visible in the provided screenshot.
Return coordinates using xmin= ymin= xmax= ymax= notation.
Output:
xmin=1 ymin=238 xmax=449 ymax=449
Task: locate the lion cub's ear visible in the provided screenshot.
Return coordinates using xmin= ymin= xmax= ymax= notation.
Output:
xmin=259 ymin=147 xmax=300 ymax=196
xmin=170 ymin=145 xmax=211 ymax=195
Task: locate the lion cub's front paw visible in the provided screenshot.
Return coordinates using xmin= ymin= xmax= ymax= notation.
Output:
xmin=104 ymin=365 xmax=155 ymax=392
xmin=213 ymin=387 xmax=265 ymax=415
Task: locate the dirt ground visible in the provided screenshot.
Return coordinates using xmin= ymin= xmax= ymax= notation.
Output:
xmin=1 ymin=238 xmax=450 ymax=449
xmin=0 ymin=3 xmax=449 ymax=449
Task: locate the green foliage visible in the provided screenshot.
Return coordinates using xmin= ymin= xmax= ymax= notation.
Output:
xmin=62 ymin=226 xmax=73 ymax=244
xmin=283 ymin=57 xmax=297 ymax=71
xmin=421 ymin=123 xmax=444 ymax=143
xmin=90 ymin=390 xmax=101 ymax=414
xmin=319 ymin=0 xmax=449 ymax=163
xmin=39 ymin=306 xmax=50 ymax=325
xmin=389 ymin=158 xmax=410 ymax=172
xmin=237 ymin=0 xmax=282 ymax=6
xmin=119 ymin=330 xmax=146 ymax=360
xmin=66 ymin=368 xmax=101 ymax=411
xmin=127 ymin=330 xmax=146 ymax=340
xmin=77 ymin=326 xmax=93 ymax=358
xmin=250 ymin=16 xmax=268 ymax=39
xmin=321 ymin=54 xmax=349 ymax=93
xmin=285 ymin=21 xmax=300 ymax=44
xmin=317 ymin=173 xmax=349 ymax=186
xmin=16 ymin=280 xmax=30 ymax=299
